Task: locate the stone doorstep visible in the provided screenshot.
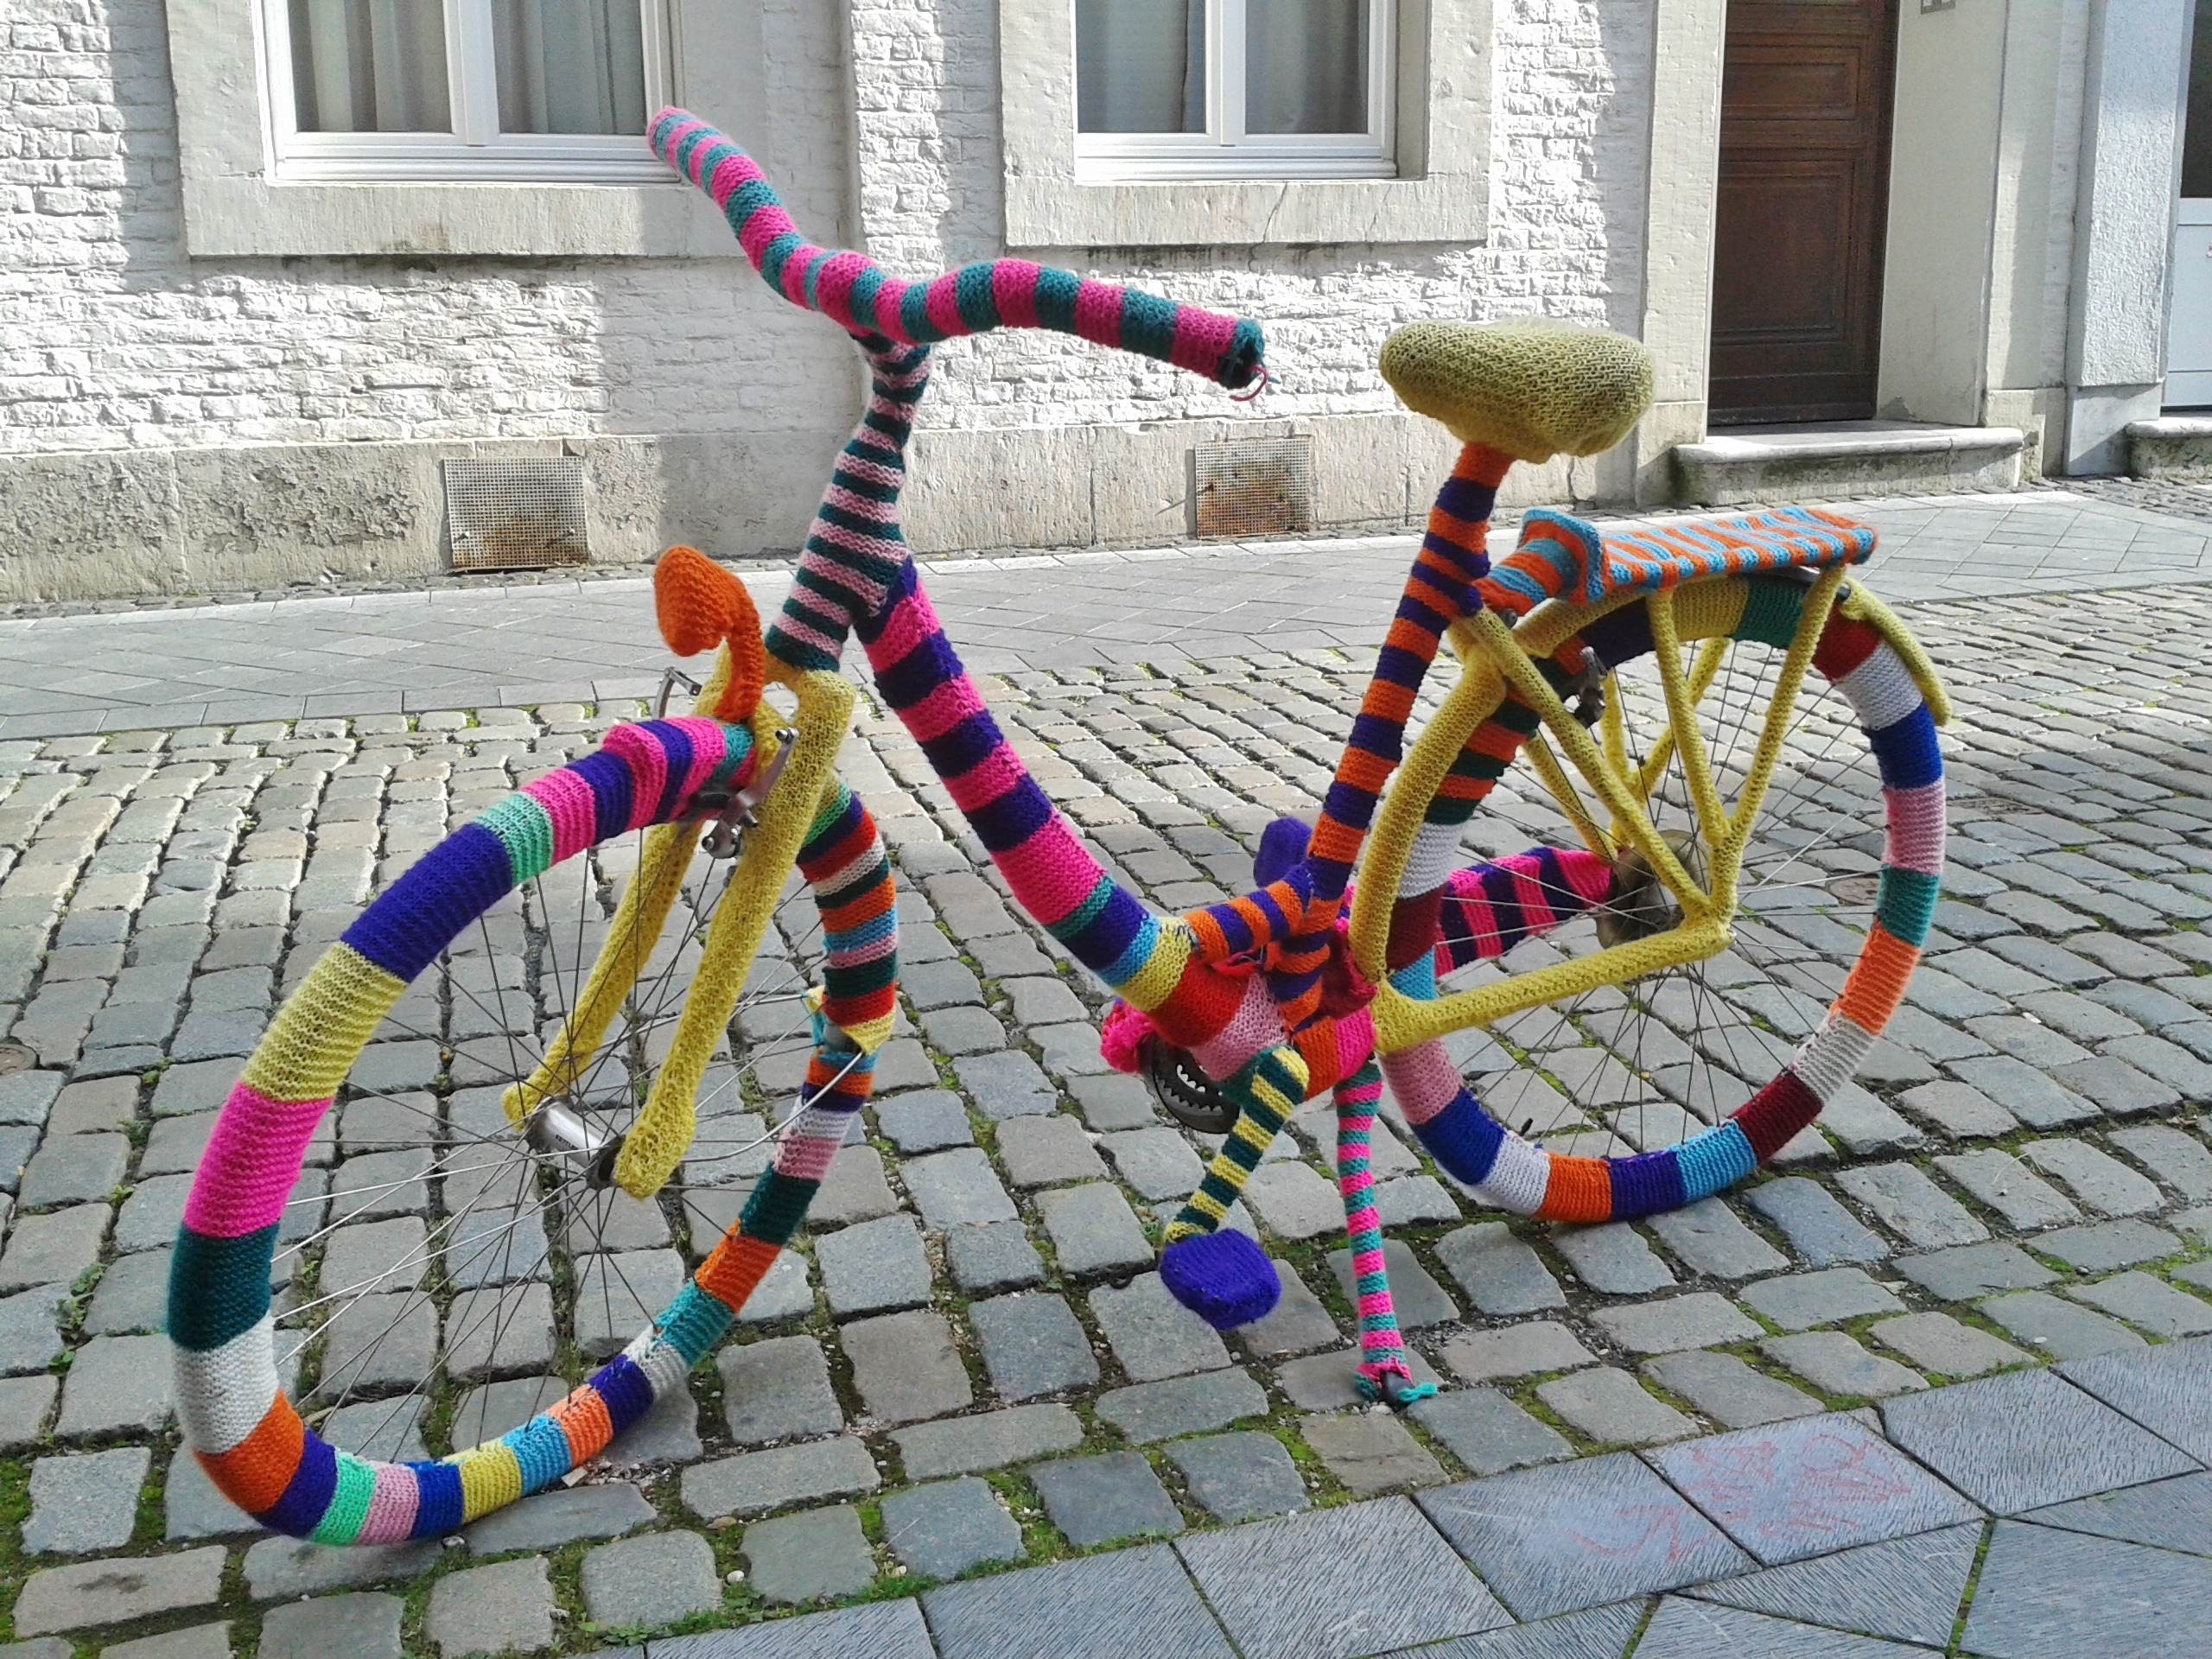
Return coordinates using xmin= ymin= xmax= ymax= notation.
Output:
xmin=1671 ymin=422 xmax=2026 ymax=508
xmin=2129 ymin=416 xmax=2212 ymax=481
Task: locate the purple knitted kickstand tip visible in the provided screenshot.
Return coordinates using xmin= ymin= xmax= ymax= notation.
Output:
xmin=1160 ymin=1230 xmax=1280 ymax=1330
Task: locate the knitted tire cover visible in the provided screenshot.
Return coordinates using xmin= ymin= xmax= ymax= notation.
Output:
xmin=1375 ymin=573 xmax=1943 ymax=1220
xmin=168 ymin=715 xmax=892 ymax=1541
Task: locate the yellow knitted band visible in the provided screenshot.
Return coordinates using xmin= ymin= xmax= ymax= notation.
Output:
xmin=453 ymin=1442 xmax=524 ymax=1521
xmin=1372 ymin=916 xmax=1730 ymax=1054
xmin=1120 ymin=918 xmax=1193 ymax=1013
xmin=1166 ymin=1191 xmax=1230 ymax=1239
xmin=241 ymin=944 xmax=404 ymax=1104
xmin=1705 ymin=565 xmax=1843 ymax=891
xmin=1670 ymin=574 xmax=1749 ymax=642
xmin=613 ymin=664 xmax=855 ymax=1198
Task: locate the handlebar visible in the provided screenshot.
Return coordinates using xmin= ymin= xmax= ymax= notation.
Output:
xmin=651 ymin=108 xmax=1267 ymax=391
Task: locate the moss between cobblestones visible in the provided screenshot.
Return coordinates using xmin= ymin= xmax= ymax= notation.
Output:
xmin=0 ymin=1457 xmax=28 ymax=1638
xmin=1947 ymin=1522 xmax=1999 ymax=1655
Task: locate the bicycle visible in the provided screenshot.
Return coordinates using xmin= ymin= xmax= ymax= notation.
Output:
xmin=169 ymin=108 xmax=1948 ymax=1541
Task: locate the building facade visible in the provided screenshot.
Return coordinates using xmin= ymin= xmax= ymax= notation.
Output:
xmin=0 ymin=0 xmax=2200 ymax=602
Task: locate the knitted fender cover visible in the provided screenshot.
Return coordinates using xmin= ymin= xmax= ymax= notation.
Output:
xmin=1374 ymin=571 xmax=1945 ymax=1221
xmin=168 ymin=716 xmax=898 ymax=1541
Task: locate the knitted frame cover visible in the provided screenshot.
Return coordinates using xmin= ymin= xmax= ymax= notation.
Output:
xmin=646 ymin=112 xmax=1948 ymax=1325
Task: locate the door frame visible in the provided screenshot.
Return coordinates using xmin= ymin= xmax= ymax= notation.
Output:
xmin=1706 ymin=0 xmax=1902 ymax=427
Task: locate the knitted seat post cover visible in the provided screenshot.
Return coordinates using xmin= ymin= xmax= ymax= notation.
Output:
xmin=168 ymin=717 xmax=900 ymax=1541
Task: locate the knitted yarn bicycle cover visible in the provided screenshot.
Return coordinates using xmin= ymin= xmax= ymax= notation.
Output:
xmin=168 ymin=716 xmax=896 ymax=1540
xmin=1379 ymin=321 xmax=1654 ymax=462
xmin=656 ymin=544 xmax=766 ymax=722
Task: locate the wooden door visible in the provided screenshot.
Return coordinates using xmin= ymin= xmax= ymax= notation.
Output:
xmin=1708 ymin=0 xmax=1899 ymax=425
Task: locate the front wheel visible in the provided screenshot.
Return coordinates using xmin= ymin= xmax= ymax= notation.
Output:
xmin=168 ymin=714 xmax=896 ymax=1541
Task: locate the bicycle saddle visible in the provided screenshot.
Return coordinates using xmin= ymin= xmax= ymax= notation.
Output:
xmin=1379 ymin=319 xmax=1653 ymax=462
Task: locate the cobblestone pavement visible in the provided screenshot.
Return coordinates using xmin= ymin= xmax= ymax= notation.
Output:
xmin=4 ymin=487 xmax=2212 ymax=741
xmin=6 ymin=542 xmax=2212 ymax=1656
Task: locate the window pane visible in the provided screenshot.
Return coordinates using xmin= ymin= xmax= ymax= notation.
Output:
xmin=493 ymin=0 xmax=648 ymax=136
xmin=1077 ymin=0 xmax=1205 ymax=134
xmin=1245 ymin=0 xmax=1368 ymax=134
xmin=290 ymin=0 xmax=452 ymax=131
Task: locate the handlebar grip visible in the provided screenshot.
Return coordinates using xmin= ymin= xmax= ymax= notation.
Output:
xmin=652 ymin=108 xmax=1266 ymax=391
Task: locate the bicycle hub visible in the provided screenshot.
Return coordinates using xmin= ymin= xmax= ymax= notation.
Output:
xmin=1595 ymin=829 xmax=1706 ymax=950
xmin=523 ymin=1102 xmax=625 ymax=1190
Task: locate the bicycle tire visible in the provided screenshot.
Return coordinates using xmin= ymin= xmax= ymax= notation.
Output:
xmin=168 ymin=716 xmax=896 ymax=1541
xmin=1358 ymin=563 xmax=1947 ymax=1219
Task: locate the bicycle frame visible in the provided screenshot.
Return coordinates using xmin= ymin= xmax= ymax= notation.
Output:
xmin=646 ymin=105 xmax=1949 ymax=1356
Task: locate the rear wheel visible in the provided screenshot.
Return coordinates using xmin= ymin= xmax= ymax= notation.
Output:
xmin=1363 ymin=571 xmax=1945 ymax=1211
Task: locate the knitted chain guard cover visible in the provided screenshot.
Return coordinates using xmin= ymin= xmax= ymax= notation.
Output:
xmin=168 ymin=716 xmax=899 ymax=1540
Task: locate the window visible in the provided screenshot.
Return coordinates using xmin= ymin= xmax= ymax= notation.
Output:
xmin=264 ymin=0 xmax=673 ymax=181
xmin=1074 ymin=0 xmax=1395 ymax=181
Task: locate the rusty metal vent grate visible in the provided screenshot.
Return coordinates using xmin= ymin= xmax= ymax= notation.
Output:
xmin=443 ymin=458 xmax=588 ymax=573
xmin=1192 ymin=435 xmax=1314 ymax=540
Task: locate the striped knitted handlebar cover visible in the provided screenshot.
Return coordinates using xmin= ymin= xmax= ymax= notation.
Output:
xmin=651 ymin=109 xmax=1264 ymax=391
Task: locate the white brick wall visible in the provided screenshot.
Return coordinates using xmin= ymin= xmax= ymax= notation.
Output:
xmin=2 ymin=0 xmax=1660 ymax=458
xmin=849 ymin=0 xmax=1657 ymax=436
xmin=0 ymin=0 xmax=850 ymax=457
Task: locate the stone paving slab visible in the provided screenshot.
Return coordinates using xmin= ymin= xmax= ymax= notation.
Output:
xmin=1177 ymin=1497 xmax=1509 ymax=1659
xmin=2020 ymin=1471 xmax=2212 ymax=1555
xmin=1880 ymin=1370 xmax=2202 ymax=1513
xmin=1683 ymin=1522 xmax=1981 ymax=1648
xmin=1644 ymin=1414 xmax=1981 ymax=1565
xmin=1416 ymin=1454 xmax=1753 ymax=1620
xmin=1369 ymin=1600 xmax=1645 ymax=1658
xmin=1960 ymin=1519 xmax=2212 ymax=1659
xmin=2056 ymin=1335 xmax=2212 ymax=1459
xmin=1634 ymin=1598 xmax=1927 ymax=1657
xmin=651 ymin=1599 xmax=936 ymax=1658
xmin=918 ymin=1544 xmax=1234 ymax=1659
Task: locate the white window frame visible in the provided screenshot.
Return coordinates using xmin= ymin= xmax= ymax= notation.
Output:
xmin=1075 ymin=0 xmax=1396 ymax=182
xmin=1001 ymin=0 xmax=1491 ymax=250
xmin=262 ymin=0 xmax=675 ymax=183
